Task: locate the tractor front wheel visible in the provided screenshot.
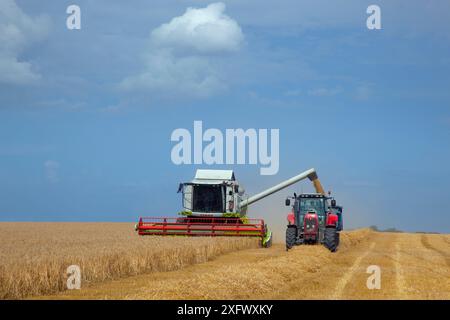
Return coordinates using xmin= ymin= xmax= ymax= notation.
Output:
xmin=324 ymin=227 xmax=339 ymax=252
xmin=286 ymin=226 xmax=297 ymax=251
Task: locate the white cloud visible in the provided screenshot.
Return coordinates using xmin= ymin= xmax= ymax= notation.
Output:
xmin=121 ymin=2 xmax=243 ymax=98
xmin=0 ymin=0 xmax=50 ymax=85
xmin=121 ymin=50 xmax=226 ymax=98
xmin=151 ymin=2 xmax=243 ymax=54
xmin=44 ymin=160 xmax=60 ymax=183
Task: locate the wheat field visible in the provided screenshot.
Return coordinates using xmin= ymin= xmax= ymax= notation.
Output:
xmin=40 ymin=228 xmax=449 ymax=300
xmin=0 ymin=222 xmax=259 ymax=299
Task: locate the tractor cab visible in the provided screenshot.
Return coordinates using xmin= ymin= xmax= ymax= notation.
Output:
xmin=286 ymin=194 xmax=328 ymax=230
xmin=297 ymin=194 xmax=328 ymax=230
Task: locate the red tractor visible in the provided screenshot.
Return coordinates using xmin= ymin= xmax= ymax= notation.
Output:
xmin=285 ymin=193 xmax=343 ymax=252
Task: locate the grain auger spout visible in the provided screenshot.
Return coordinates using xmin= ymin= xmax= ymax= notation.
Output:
xmin=136 ymin=168 xmax=323 ymax=248
xmin=240 ymin=168 xmax=325 ymax=208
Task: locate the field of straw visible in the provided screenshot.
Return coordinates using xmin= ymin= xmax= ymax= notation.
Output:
xmin=0 ymin=222 xmax=259 ymax=299
xmin=55 ymin=228 xmax=445 ymax=300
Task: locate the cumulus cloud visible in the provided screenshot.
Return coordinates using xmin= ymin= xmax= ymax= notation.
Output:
xmin=121 ymin=2 xmax=243 ymax=98
xmin=0 ymin=0 xmax=50 ymax=85
xmin=151 ymin=2 xmax=243 ymax=54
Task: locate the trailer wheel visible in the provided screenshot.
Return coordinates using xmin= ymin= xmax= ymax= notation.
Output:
xmin=286 ymin=226 xmax=297 ymax=251
xmin=324 ymin=227 xmax=339 ymax=252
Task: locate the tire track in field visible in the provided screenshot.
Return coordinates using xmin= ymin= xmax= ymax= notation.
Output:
xmin=329 ymin=242 xmax=376 ymax=299
xmin=420 ymin=235 xmax=450 ymax=267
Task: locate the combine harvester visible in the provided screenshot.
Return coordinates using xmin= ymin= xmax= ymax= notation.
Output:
xmin=136 ymin=168 xmax=325 ymax=247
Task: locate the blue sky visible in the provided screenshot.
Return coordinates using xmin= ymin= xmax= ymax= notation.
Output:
xmin=0 ymin=0 xmax=449 ymax=234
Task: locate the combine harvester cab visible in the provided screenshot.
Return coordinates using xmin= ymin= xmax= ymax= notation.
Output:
xmin=137 ymin=168 xmax=322 ymax=248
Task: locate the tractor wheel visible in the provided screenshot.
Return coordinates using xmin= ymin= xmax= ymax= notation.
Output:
xmin=286 ymin=226 xmax=297 ymax=251
xmin=324 ymin=227 xmax=339 ymax=252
